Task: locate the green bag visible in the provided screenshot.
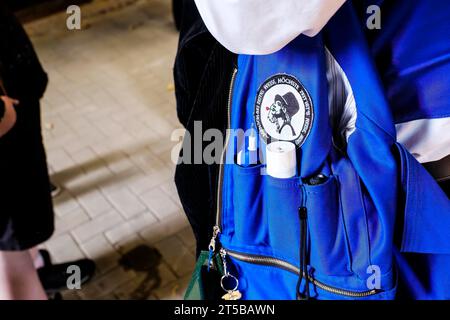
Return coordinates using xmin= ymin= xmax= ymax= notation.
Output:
xmin=184 ymin=251 xmax=225 ymax=300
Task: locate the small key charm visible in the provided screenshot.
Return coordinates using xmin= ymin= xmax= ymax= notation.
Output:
xmin=219 ymin=249 xmax=241 ymax=300
xmin=222 ymin=290 xmax=242 ymax=300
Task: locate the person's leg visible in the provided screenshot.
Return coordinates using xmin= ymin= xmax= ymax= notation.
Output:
xmin=0 ymin=250 xmax=47 ymax=300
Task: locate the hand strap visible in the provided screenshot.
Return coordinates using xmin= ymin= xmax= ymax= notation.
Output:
xmin=0 ymin=73 xmax=5 ymax=121
xmin=0 ymin=98 xmax=5 ymax=121
xmin=0 ymin=75 xmax=7 ymax=96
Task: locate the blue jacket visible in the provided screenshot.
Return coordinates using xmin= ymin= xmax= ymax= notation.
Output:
xmin=211 ymin=2 xmax=450 ymax=300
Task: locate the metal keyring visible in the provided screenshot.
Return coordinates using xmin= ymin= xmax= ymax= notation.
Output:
xmin=220 ymin=273 xmax=239 ymax=292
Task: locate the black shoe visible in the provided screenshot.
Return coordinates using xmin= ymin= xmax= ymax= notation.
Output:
xmin=38 ymin=259 xmax=96 ymax=294
xmin=48 ymin=292 xmax=63 ymax=300
xmin=50 ymin=182 xmax=61 ymax=198
xmin=38 ymin=249 xmax=52 ymax=267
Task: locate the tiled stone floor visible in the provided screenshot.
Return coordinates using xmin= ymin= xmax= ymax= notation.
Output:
xmin=24 ymin=0 xmax=195 ymax=299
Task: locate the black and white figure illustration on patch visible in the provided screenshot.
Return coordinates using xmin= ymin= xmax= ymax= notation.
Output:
xmin=268 ymin=92 xmax=299 ymax=135
xmin=254 ymin=74 xmax=313 ymax=147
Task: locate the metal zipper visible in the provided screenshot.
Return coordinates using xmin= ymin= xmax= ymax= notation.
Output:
xmin=209 ymin=68 xmax=379 ymax=299
xmin=209 ymin=67 xmax=238 ymax=252
xmin=226 ymin=249 xmax=380 ymax=298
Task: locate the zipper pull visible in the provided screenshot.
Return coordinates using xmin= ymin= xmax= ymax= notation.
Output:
xmin=208 ymin=226 xmax=220 ymax=253
xmin=219 ymin=249 xmax=242 ymax=300
xmin=299 ymin=206 xmax=307 ymax=220
xmin=207 ymin=226 xmax=221 ymax=271
xmin=220 ymin=248 xmax=229 ymax=275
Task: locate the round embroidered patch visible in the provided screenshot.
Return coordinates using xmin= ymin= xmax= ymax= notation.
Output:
xmin=254 ymin=74 xmax=314 ymax=147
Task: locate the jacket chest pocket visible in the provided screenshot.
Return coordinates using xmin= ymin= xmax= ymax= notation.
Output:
xmin=304 ymin=176 xmax=352 ymax=276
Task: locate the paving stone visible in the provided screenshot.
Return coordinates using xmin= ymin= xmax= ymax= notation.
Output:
xmin=113 ymin=262 xmax=176 ymax=299
xmin=188 ymin=244 xmax=196 ymax=256
xmin=176 ymin=226 xmax=196 ymax=248
xmin=139 ymin=187 xmax=180 ymax=220
xmin=105 ymin=211 xmax=157 ymax=244
xmin=63 ymin=167 xmax=112 ymax=195
xmin=154 ymin=236 xmax=196 ymax=278
xmin=128 ymin=149 xmax=166 ymax=174
xmin=153 ymin=275 xmax=191 ymax=300
xmin=72 ymin=210 xmax=124 ymax=243
xmin=47 ymin=147 xmax=76 ymax=172
xmin=78 ymin=267 xmax=136 ymax=299
xmin=159 ymin=179 xmax=178 ymax=200
xmin=105 ymin=154 xmax=136 ymax=175
xmin=54 ymin=207 xmax=90 ymax=236
xmin=45 ymin=234 xmax=86 ymax=264
xmin=113 ymin=234 xmax=147 ymax=255
xmin=106 ymin=187 xmax=147 ymax=219
xmin=139 ymin=212 xmax=189 ymax=245
xmin=76 ymin=188 xmax=113 ymax=218
xmin=79 ymin=234 xmax=121 ymax=274
xmin=69 ymin=147 xmax=97 ymax=166
xmin=127 ymin=172 xmax=169 ymax=195
xmin=53 ymin=191 xmax=81 ymax=217
xmin=61 ymin=290 xmax=83 ymax=300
